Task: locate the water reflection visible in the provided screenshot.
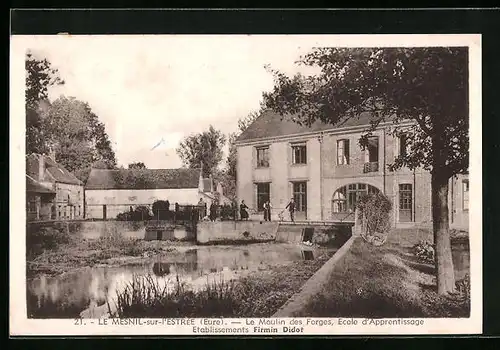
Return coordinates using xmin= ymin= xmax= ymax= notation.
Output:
xmin=27 ymin=243 xmax=325 ymax=319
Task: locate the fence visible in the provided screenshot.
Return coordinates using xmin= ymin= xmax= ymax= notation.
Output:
xmin=84 ymin=202 xmax=239 ymax=224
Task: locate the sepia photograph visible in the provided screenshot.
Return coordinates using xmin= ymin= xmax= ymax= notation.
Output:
xmin=10 ymin=33 xmax=481 ymax=335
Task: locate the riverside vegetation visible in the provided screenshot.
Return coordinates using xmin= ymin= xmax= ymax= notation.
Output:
xmin=109 ymin=250 xmax=336 ymax=318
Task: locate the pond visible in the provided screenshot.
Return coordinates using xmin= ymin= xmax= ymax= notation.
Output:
xmin=27 ymin=243 xmax=331 ymax=319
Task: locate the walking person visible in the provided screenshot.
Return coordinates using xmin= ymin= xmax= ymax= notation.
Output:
xmin=285 ymin=197 xmax=296 ymax=222
xmin=263 ymin=201 xmax=269 ymax=221
xmin=240 ymin=200 xmax=249 ymax=221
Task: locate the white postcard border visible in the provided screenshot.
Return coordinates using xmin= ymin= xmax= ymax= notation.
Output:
xmin=10 ymin=34 xmax=482 ymax=336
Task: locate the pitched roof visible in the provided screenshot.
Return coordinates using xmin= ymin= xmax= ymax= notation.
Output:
xmin=85 ymin=168 xmax=201 ymax=190
xmin=236 ymin=109 xmax=388 ymax=142
xmin=26 ymin=175 xmax=56 ymax=194
xmin=26 ymin=154 xmax=82 ymax=185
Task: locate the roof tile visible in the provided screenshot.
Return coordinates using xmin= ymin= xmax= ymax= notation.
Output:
xmin=236 ymin=109 xmax=386 ymax=142
xmin=85 ymin=168 xmax=201 ymax=190
xmin=26 ymin=154 xmax=82 ymax=185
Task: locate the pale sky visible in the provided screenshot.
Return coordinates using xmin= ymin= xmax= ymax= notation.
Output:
xmin=21 ymin=35 xmax=320 ymax=169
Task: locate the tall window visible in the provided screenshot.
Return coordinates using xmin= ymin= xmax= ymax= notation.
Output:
xmin=256 ymin=183 xmax=270 ymax=211
xmin=399 ymin=133 xmax=408 ymax=157
xmin=462 ymin=180 xmax=469 ymax=211
xmin=27 ymin=198 xmax=37 ymax=213
xmin=331 ymin=183 xmax=379 ymax=213
xmin=293 ymin=182 xmax=307 ymax=212
xmin=399 ymin=184 xmax=413 ymax=222
xmin=337 ymin=139 xmax=350 ymax=165
xmin=332 ymin=190 xmax=347 ymax=213
xmin=291 ymin=144 xmax=307 ymax=164
xmin=256 ymin=147 xmax=269 ymax=168
xmin=363 ymin=136 xmax=379 ymax=172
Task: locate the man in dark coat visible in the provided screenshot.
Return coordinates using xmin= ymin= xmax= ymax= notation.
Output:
xmin=209 ymin=201 xmax=217 ymax=222
xmin=285 ymin=198 xmax=296 ymax=222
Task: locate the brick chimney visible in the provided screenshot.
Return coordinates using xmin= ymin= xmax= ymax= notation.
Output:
xmin=38 ymin=154 xmax=45 ymax=181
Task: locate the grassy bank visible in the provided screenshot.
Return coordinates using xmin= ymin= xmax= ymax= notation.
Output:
xmin=26 ymin=227 xmax=183 ymax=278
xmin=110 ymin=248 xmax=337 ymax=318
xmin=297 ymin=229 xmax=470 ymax=318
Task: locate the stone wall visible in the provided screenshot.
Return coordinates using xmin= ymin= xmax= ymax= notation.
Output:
xmin=27 ymin=220 xmax=147 ymax=240
xmin=196 ymin=221 xmax=279 ymax=244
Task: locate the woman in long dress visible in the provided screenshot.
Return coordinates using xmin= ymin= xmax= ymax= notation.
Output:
xmin=240 ymin=200 xmax=249 ymax=220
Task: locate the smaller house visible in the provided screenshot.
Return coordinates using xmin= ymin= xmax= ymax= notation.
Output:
xmin=26 ymin=174 xmax=56 ymax=221
xmin=198 ymin=173 xmax=232 ymax=207
xmin=26 ymin=153 xmax=84 ymax=221
xmin=85 ymin=167 xmax=227 ymax=220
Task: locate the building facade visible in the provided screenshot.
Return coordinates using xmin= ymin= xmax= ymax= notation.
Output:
xmin=26 ymin=153 xmax=84 ymax=221
xmin=235 ymin=110 xmax=469 ymax=230
xmin=84 ymin=167 xmax=225 ymax=220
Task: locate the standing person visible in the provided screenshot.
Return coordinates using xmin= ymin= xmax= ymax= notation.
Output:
xmin=267 ymin=201 xmax=273 ymax=221
xmin=263 ymin=201 xmax=269 ymax=221
xmin=240 ymin=200 xmax=249 ymax=221
xmin=285 ymin=197 xmax=296 ymax=222
xmin=198 ymin=198 xmax=206 ymax=219
xmin=209 ymin=201 xmax=217 ymax=222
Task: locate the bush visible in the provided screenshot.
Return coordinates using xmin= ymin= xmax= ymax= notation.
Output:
xmin=220 ymin=204 xmax=237 ymax=221
xmin=27 ymin=225 xmax=71 ymax=258
xmin=116 ymin=206 xmax=152 ymax=221
xmin=456 ymin=273 xmax=470 ymax=299
xmin=412 ymin=240 xmax=435 ymax=264
xmin=356 ymin=192 xmax=392 ymax=246
xmin=152 ymin=200 xmax=172 ymax=220
xmin=175 ymin=206 xmax=199 ymax=222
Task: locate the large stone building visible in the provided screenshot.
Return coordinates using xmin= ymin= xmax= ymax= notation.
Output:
xmin=26 ymin=153 xmax=84 ymax=221
xmin=235 ymin=110 xmax=469 ymax=230
xmin=84 ymin=167 xmax=227 ymax=220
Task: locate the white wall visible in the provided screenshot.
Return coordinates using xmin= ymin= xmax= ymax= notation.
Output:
xmin=85 ymin=188 xmax=200 ymax=219
xmin=55 ymin=183 xmax=84 ymax=220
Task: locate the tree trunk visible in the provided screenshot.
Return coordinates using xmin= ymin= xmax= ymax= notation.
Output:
xmin=431 ymin=171 xmax=456 ymax=294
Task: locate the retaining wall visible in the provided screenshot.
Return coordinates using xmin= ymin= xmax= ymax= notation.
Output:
xmin=144 ymin=225 xmax=195 ymax=241
xmin=196 ymin=221 xmax=279 ymax=244
xmin=27 ymin=220 xmax=147 ymax=240
xmin=272 ymin=235 xmax=358 ymax=317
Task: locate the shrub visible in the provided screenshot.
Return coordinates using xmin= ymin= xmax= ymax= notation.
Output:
xmin=27 ymin=225 xmax=71 ymax=258
xmin=412 ymin=240 xmax=435 ymax=264
xmin=152 ymin=200 xmax=172 ymax=220
xmin=456 ymin=273 xmax=470 ymax=300
xmin=356 ymin=192 xmax=392 ymax=246
xmin=116 ymin=206 xmax=152 ymax=221
xmin=220 ymin=204 xmax=237 ymax=221
xmin=175 ymin=206 xmax=199 ymax=222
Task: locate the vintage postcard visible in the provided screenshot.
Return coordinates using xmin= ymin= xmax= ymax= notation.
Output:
xmin=10 ymin=34 xmax=482 ymax=336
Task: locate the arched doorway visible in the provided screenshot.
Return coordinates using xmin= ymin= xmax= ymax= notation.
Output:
xmin=331 ymin=183 xmax=380 ymax=219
